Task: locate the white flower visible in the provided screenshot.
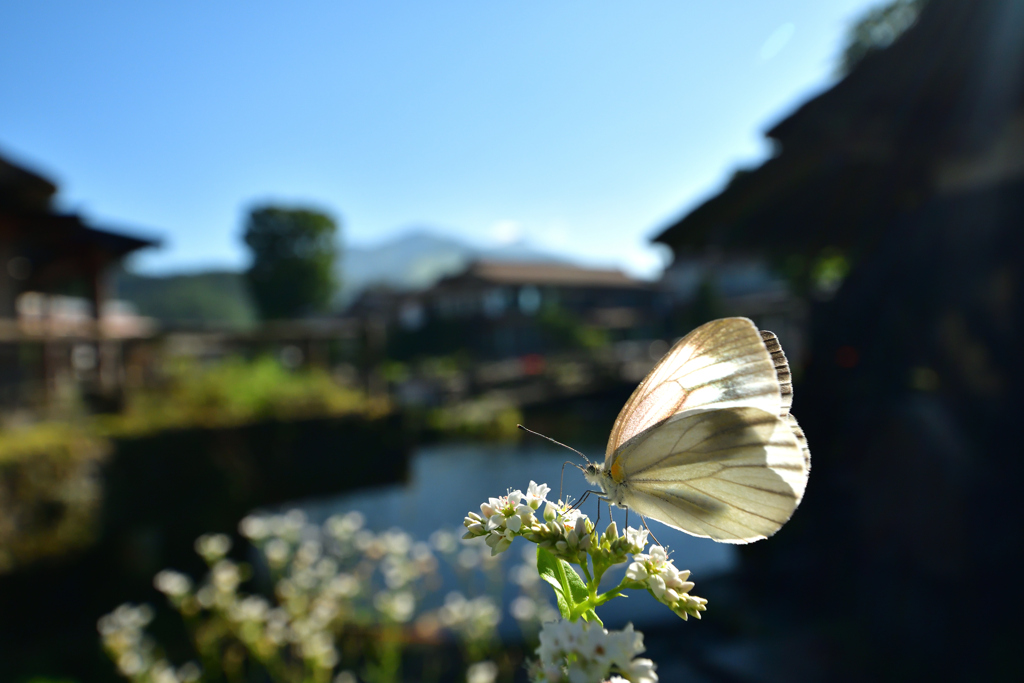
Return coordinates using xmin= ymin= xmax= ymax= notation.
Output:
xmin=381 ymin=528 xmax=412 ymax=555
xmin=467 ymin=486 xmax=553 ymax=555
xmin=264 ymin=538 xmax=291 ymax=568
xmin=467 ymin=660 xmax=499 ymax=683
xmin=295 ymin=539 xmax=323 ymax=567
xmin=153 ymin=570 xmax=192 ymax=598
xmin=457 ymin=546 xmax=483 ymax=569
xmin=230 ymin=595 xmax=270 ymax=623
xmin=624 ymin=657 xmax=658 ymax=683
xmin=239 ymin=515 xmax=270 ymax=540
xmin=623 ymin=527 xmax=649 ymax=553
xmin=194 ymin=533 xmax=231 ymax=562
xmin=374 ymin=590 xmax=416 ymax=623
xmin=510 ymin=595 xmax=539 ymax=621
xmin=625 ymin=546 xmax=704 ymax=618
xmin=625 ymin=560 xmax=648 ymax=583
xmin=117 ymin=652 xmax=144 ymax=676
xmin=485 ymin=527 xmax=514 ymax=555
xmin=533 ymin=620 xmax=655 ymax=683
xmin=606 ymin=622 xmax=644 ymax=666
xmin=429 ymin=528 xmax=459 ymax=554
xmin=526 ymin=481 xmax=551 ymax=509
xmin=211 ymin=560 xmax=241 ymax=593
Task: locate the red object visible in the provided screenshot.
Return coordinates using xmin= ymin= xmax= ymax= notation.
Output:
xmin=521 ymin=354 xmax=546 ymax=376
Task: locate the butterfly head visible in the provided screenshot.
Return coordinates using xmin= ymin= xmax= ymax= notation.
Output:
xmin=583 ymin=462 xmax=605 ymax=487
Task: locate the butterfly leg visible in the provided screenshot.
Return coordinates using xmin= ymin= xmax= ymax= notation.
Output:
xmin=571 ymin=490 xmax=604 ymax=511
xmin=560 ymin=461 xmax=567 ymax=501
xmin=639 ymin=514 xmax=663 ymax=549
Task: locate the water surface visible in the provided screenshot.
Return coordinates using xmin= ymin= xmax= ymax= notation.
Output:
xmin=298 ymin=441 xmax=737 ymax=629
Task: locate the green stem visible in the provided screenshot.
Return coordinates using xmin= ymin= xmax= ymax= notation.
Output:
xmin=594 ymin=584 xmax=626 ymax=606
xmin=572 ymin=579 xmax=631 ymax=621
xmin=579 ymin=559 xmax=594 ymax=586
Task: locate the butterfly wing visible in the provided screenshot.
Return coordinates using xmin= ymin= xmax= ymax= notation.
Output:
xmin=605 ymin=318 xmax=784 ymax=462
xmin=612 ymin=406 xmax=809 ymax=543
xmin=759 ymin=328 xmax=811 ymax=473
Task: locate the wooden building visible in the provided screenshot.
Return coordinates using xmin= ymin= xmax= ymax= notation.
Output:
xmin=350 ymin=259 xmax=666 ymax=360
xmin=0 ymin=153 xmax=158 ymax=410
xmin=650 ymin=1 xmax=1024 ymax=679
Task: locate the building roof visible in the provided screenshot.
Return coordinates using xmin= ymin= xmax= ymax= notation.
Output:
xmin=653 ymin=0 xmax=1024 ymax=255
xmin=0 ymin=152 xmax=57 ymax=213
xmin=0 ymin=152 xmax=160 ymax=293
xmin=441 ymin=259 xmax=647 ymax=289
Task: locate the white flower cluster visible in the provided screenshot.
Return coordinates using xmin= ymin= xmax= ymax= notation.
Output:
xmin=112 ymin=508 xmax=542 ymax=682
xmin=240 ymin=508 xmax=441 ymax=672
xmin=465 ymin=482 xmax=655 ymax=570
xmin=437 ymin=591 xmax=501 ymax=639
xmin=464 ymin=481 xmax=551 ymax=555
xmin=624 ymin=545 xmax=707 ymax=620
xmin=97 ymin=604 xmax=200 ymax=683
xmin=529 ymin=620 xmax=657 ymax=683
xmin=140 ymin=509 xmax=448 ymax=678
xmin=464 ymin=482 xmax=613 ymax=566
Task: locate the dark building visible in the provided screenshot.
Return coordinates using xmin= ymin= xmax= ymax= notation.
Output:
xmin=0 ymin=152 xmax=157 ymax=409
xmin=653 ymin=1 xmax=1024 ymax=679
xmin=352 ymin=259 xmax=666 ymax=360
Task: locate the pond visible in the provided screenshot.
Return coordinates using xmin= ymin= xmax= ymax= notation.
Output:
xmin=293 ymin=440 xmax=738 ymax=633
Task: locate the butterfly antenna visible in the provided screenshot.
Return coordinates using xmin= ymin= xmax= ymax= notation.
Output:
xmin=517 ymin=424 xmax=591 ymax=463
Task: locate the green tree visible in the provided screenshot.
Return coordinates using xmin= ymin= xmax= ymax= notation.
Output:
xmin=243 ymin=206 xmax=339 ymax=319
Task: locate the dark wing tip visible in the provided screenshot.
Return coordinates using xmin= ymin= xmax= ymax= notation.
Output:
xmin=759 ymin=330 xmax=793 ymax=416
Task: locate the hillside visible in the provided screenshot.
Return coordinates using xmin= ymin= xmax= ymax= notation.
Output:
xmin=114 ymin=269 xmax=257 ymax=329
xmin=115 ymin=229 xmax=569 ymax=325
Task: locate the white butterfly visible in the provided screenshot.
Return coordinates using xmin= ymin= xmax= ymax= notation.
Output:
xmin=583 ymin=317 xmax=810 ymax=544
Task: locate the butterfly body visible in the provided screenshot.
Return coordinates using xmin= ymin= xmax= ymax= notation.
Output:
xmin=583 ymin=461 xmax=627 ymax=507
xmin=589 ymin=317 xmax=811 ymax=544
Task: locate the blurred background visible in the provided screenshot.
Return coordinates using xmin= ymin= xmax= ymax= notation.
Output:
xmin=1 ymin=0 xmax=1021 ymax=681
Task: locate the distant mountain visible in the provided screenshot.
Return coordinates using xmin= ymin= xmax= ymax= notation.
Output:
xmin=336 ymin=229 xmax=569 ymax=305
xmin=114 ymin=269 xmax=257 ymax=329
xmin=114 ymin=230 xmax=570 ymax=324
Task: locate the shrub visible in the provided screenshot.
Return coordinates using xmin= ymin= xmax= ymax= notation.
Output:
xmin=0 ymin=423 xmax=110 ymax=573
xmin=98 ymin=357 xmax=388 ymax=437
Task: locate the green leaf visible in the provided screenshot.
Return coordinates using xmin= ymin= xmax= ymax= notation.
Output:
xmin=562 ymin=558 xmax=589 ymax=606
xmin=537 ymin=547 xmax=590 ymax=620
xmin=537 ymin=547 xmax=571 ymax=618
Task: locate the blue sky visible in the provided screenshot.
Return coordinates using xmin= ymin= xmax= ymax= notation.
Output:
xmin=0 ymin=1 xmax=884 ymax=278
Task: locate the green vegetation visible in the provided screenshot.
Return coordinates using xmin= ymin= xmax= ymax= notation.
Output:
xmin=0 ymin=422 xmax=109 ymax=573
xmin=115 ymin=269 xmax=257 ymax=329
xmin=244 ymin=206 xmax=340 ymax=320
xmin=427 ymin=394 xmax=522 ymax=441
xmin=98 ymin=357 xmax=387 ymax=437
xmin=1 ymin=358 xmax=388 ymax=573
xmin=537 ymin=304 xmax=608 ymax=351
